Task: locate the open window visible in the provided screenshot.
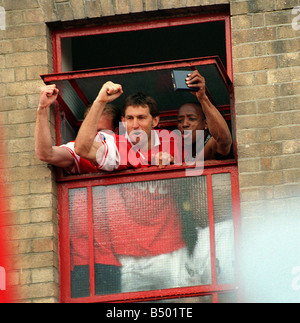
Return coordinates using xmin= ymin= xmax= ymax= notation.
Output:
xmin=47 ymin=12 xmax=240 ymax=303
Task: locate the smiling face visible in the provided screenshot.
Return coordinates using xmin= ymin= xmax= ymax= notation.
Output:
xmin=177 ymin=103 xmax=207 ymax=146
xmin=122 ymin=105 xmax=159 ymax=150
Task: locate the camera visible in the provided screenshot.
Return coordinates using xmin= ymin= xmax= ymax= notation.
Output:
xmin=171 ymin=70 xmax=198 ymax=92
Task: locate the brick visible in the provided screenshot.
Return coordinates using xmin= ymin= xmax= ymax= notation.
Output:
xmin=56 ymin=3 xmax=74 ymax=21
xmin=22 ymin=9 xmax=45 ymax=23
xmin=276 ymin=0 xmax=300 ymax=10
xmin=278 ymin=52 xmax=300 ymax=68
xmin=31 ymin=267 xmax=56 ymax=283
xmin=235 ymin=84 xmax=279 ymax=101
xmin=129 ymin=0 xmax=144 ymax=12
xmin=5 ymin=10 xmax=24 ymax=26
xmin=270 ymin=125 xmax=300 ymax=141
xmin=0 ymin=40 xmax=13 ymax=54
xmin=144 ymin=0 xmax=158 ymax=11
xmin=174 ymin=0 xmax=187 ymax=8
xmin=279 ymin=82 xmax=300 ymax=97
xmin=30 ymin=208 xmax=56 ymax=224
xmin=3 ymin=0 xmax=39 ymax=10
xmin=252 ymin=13 xmax=265 ymax=27
xmin=254 ymin=43 xmax=267 ymax=56
xmin=233 ymin=56 xmax=278 ymax=73
xmin=84 ymin=0 xmax=101 ymax=18
xmin=237 ymin=141 xmax=282 ymax=159
xmin=232 ymin=26 xmax=277 ymax=45
xmin=19 ymin=281 xmax=58 ymax=300
xmin=240 ymin=186 xmax=273 ymax=202
xmin=32 ymin=238 xmax=56 ymax=253
xmin=6 ymin=52 xmax=48 ymax=68
xmin=274 ymin=184 xmax=300 ymax=199
xmin=255 ymin=71 xmax=268 ymax=85
xmin=277 ymin=25 xmax=300 ymax=39
xmin=237 ymin=129 xmax=258 ymax=145
xmin=69 ymin=0 xmax=86 ymax=19
xmin=237 ymin=158 xmax=260 ymax=172
xmin=239 ymin=170 xmax=284 ymax=188
xmin=267 ymin=67 xmax=300 ymax=84
xmin=281 ymin=111 xmax=300 ymax=125
xmin=284 ymin=168 xmax=300 ymax=183
xmin=283 ymin=140 xmax=300 ymax=154
xmin=8 ymin=109 xmax=36 ymax=124
xmin=115 ymin=0 xmax=130 ymax=14
xmin=8 ymin=165 xmax=51 ymax=182
xmin=30 ymin=179 xmax=56 ymax=194
xmin=235 ymin=101 xmax=257 ymax=116
xmin=267 ymin=38 xmax=300 ymax=55
xmin=232 ymin=43 xmax=255 ymax=58
xmin=270 ymin=155 xmax=300 ymax=170
xmin=99 ymin=0 xmax=115 ymax=16
xmin=234 ymin=73 xmax=256 ymax=86
xmin=38 ymin=0 xmax=58 ymax=22
xmin=0 ymin=69 xmax=14 ymax=83
xmin=231 ymin=0 xmax=276 ymax=16
xmin=5 ymin=24 xmax=47 ymax=39
xmin=265 ymin=10 xmax=293 ymax=25
xmin=231 ymin=15 xmax=253 ymax=30
xmin=10 ymin=222 xmax=54 ymax=240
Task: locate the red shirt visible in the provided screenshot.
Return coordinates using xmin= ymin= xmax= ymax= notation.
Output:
xmin=61 ymin=130 xmax=185 ymax=266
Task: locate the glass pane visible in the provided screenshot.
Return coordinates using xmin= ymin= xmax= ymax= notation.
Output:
xmin=69 ymin=188 xmax=90 ymax=298
xmin=212 ymin=173 xmax=235 ymax=285
xmin=91 ymin=176 xmax=211 ymax=295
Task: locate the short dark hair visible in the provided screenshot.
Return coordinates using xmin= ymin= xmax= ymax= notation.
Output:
xmin=123 ymin=92 xmax=159 ymax=118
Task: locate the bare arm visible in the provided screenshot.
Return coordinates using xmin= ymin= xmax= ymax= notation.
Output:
xmin=186 ymin=71 xmax=232 ymax=158
xmin=74 ymin=81 xmax=123 ymax=163
xmin=35 ymin=85 xmax=75 ymax=168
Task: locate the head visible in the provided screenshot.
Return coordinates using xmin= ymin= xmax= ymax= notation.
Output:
xmin=177 ymin=102 xmax=208 ymax=146
xmin=84 ymin=103 xmax=121 ymax=133
xmin=122 ymin=92 xmax=160 ymax=149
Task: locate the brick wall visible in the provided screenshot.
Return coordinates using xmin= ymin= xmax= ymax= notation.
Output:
xmin=0 ymin=0 xmax=299 ymax=302
xmin=231 ymin=0 xmax=300 ymax=221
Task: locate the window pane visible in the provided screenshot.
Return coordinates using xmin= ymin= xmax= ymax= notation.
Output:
xmin=212 ymin=173 xmax=235 ymax=285
xmin=69 ymin=188 xmax=90 ymax=298
xmin=91 ymin=176 xmax=211 ymax=295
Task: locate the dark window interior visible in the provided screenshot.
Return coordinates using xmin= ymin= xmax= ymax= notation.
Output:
xmin=65 ymin=21 xmax=227 ymax=71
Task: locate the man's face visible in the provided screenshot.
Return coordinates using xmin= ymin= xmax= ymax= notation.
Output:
xmin=177 ymin=104 xmax=206 ymax=146
xmin=122 ymin=105 xmax=159 ymax=149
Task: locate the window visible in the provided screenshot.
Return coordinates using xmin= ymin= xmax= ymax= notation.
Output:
xmin=46 ymin=12 xmax=240 ymax=303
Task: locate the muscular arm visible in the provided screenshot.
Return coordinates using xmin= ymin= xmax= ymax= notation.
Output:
xmin=186 ymin=71 xmax=232 ymax=158
xmin=74 ymin=81 xmax=123 ymax=164
xmin=35 ymin=85 xmax=75 ymax=168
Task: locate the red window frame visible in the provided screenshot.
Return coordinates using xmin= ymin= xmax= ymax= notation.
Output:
xmin=59 ymin=165 xmax=241 ymax=303
xmin=49 ymin=12 xmax=241 ymax=303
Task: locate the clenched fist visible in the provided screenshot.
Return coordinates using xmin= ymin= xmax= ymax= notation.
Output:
xmin=95 ymin=81 xmax=123 ymax=104
xmin=38 ymin=84 xmax=59 ymax=111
